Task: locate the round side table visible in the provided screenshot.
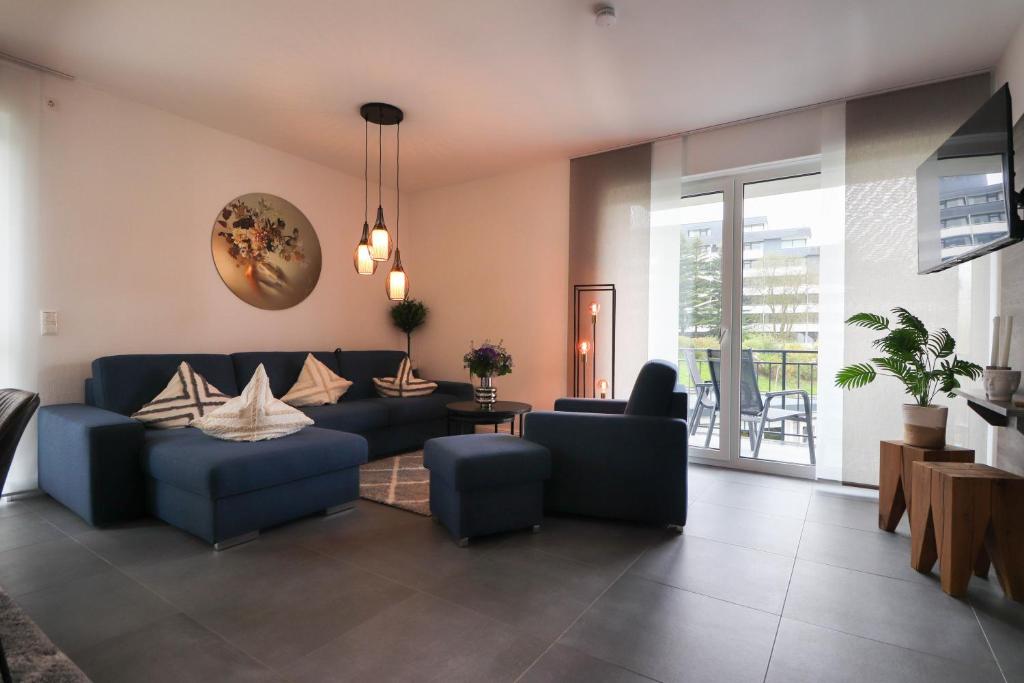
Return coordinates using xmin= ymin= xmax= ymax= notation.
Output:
xmin=446 ymin=401 xmax=532 ymax=436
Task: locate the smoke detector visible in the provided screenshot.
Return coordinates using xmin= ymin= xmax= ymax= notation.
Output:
xmin=594 ymin=5 xmax=617 ymax=27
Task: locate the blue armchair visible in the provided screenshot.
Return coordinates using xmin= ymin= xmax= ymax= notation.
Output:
xmin=523 ymin=360 xmax=688 ymax=528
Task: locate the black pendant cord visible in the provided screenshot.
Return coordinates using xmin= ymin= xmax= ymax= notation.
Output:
xmin=363 ymin=119 xmax=368 ymax=222
xmin=395 ymin=122 xmax=400 ymax=246
xmin=377 ymin=115 xmax=383 ymax=208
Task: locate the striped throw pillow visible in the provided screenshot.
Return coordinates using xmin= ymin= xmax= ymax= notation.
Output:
xmin=281 ymin=353 xmax=353 ymax=407
xmin=131 ymin=361 xmax=231 ymax=429
xmin=373 ymin=357 xmax=438 ymax=398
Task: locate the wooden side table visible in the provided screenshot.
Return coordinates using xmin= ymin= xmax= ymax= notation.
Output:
xmin=910 ymin=462 xmax=1024 ymax=600
xmin=878 ymin=440 xmax=974 ymax=532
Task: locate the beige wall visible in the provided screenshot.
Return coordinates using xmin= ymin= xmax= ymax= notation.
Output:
xmin=995 ymin=18 xmax=1024 ymax=475
xmin=11 ymin=76 xmax=407 ymax=491
xmin=405 ymin=161 xmax=570 ymax=411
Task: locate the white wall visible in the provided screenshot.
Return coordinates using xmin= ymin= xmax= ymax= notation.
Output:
xmin=995 ymin=18 xmax=1024 ymax=122
xmin=9 ymin=75 xmax=407 ymax=492
xmin=405 ymin=161 xmax=570 ymax=411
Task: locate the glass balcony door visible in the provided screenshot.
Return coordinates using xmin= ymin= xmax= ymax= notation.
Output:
xmin=678 ymin=162 xmax=819 ymax=478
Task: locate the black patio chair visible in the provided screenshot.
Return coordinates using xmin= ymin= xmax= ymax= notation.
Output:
xmin=706 ymin=350 xmax=815 ymax=464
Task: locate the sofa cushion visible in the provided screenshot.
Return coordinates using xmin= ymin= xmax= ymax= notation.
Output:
xmin=336 ymin=350 xmax=407 ymax=400
xmin=423 ymin=434 xmax=551 ymax=490
xmin=142 ymin=426 xmax=367 ymax=498
xmin=378 ymin=394 xmax=455 ymax=425
xmin=282 ymin=353 xmax=353 ymax=407
xmin=373 ymin=356 xmax=438 ymax=398
xmin=231 ymin=352 xmax=341 ymax=398
xmin=301 ymin=400 xmax=389 ymax=433
xmin=92 ymin=355 xmax=238 ymax=416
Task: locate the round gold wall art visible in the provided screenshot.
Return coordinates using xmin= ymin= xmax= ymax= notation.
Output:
xmin=211 ymin=193 xmax=322 ymax=310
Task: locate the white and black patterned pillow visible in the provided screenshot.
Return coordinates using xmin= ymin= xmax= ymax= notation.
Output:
xmin=131 ymin=361 xmax=231 ymax=429
xmin=281 ymin=353 xmax=353 ymax=407
xmin=373 ymin=357 xmax=437 ymax=398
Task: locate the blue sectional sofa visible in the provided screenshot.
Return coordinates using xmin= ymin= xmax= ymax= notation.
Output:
xmin=38 ymin=350 xmax=471 ymax=548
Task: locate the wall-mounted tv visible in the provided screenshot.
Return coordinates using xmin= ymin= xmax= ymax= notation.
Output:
xmin=917 ymin=84 xmax=1023 ymax=274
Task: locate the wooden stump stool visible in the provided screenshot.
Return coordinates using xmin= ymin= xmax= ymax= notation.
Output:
xmin=878 ymin=440 xmax=974 ymax=532
xmin=910 ymin=462 xmax=1024 ymax=600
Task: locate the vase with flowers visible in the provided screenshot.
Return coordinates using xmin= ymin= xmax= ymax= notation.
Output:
xmin=463 ymin=340 xmax=513 ymax=407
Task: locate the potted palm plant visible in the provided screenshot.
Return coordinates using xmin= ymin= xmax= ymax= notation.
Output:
xmin=390 ymin=298 xmax=428 ymax=359
xmin=835 ymin=307 xmax=982 ymax=448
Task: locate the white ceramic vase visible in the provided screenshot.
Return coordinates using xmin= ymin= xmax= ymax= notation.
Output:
xmin=983 ymin=368 xmax=1021 ymax=402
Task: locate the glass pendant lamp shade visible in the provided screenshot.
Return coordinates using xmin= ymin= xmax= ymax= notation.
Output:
xmin=369 ymin=206 xmax=392 ymax=261
xmin=353 ymin=221 xmax=377 ymax=275
xmin=386 ymin=248 xmax=409 ymax=301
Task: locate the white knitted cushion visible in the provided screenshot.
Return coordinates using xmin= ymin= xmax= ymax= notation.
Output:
xmin=281 ymin=353 xmax=353 ymax=407
xmin=191 ymin=364 xmax=313 ymax=441
xmin=373 ymin=356 xmax=437 ymax=398
xmin=131 ymin=361 xmax=231 ymax=429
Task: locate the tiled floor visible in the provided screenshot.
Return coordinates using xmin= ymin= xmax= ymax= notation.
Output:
xmin=0 ymin=464 xmax=1021 ymax=682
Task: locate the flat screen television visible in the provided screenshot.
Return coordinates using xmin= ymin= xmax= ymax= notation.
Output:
xmin=917 ymin=84 xmax=1024 ymax=274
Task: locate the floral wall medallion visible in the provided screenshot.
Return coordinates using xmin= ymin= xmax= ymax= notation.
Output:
xmin=211 ymin=193 xmax=322 ymax=310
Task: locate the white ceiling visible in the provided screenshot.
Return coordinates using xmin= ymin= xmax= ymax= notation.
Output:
xmin=3 ymin=0 xmax=1023 ymax=190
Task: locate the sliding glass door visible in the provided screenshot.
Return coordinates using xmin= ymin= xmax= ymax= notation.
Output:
xmin=677 ymin=162 xmax=820 ymax=477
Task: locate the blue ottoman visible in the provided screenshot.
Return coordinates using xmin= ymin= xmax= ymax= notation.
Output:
xmin=423 ymin=434 xmax=551 ymax=546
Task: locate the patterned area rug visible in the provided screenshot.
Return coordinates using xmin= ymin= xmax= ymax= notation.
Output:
xmin=360 ymin=452 xmax=431 ymax=516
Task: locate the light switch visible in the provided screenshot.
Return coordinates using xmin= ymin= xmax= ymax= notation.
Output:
xmin=40 ymin=311 xmax=58 ymax=336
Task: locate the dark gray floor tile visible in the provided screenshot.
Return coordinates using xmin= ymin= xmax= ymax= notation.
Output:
xmin=966 ymin=576 xmax=1024 ymax=674
xmin=424 ymin=546 xmax=615 ymax=641
xmin=75 ymin=518 xmax=212 ymax=571
xmin=630 ymin=533 xmax=793 ymax=613
xmin=191 ymin=560 xmax=414 ymax=668
xmin=471 ymin=515 xmax=665 ymax=575
xmin=696 ymin=479 xmax=810 ymax=519
xmin=560 ymin=575 xmax=778 ymax=682
xmin=0 ymin=536 xmax=109 ymax=596
xmin=0 ymin=512 xmax=65 ymax=553
xmin=797 ymin=521 xmax=935 ymax=585
xmin=284 ymin=592 xmax=546 ymax=682
xmin=74 ymin=613 xmax=280 ymax=683
xmin=715 ymin=467 xmax=817 ymax=492
xmin=684 ymin=501 xmax=804 ymax=556
xmin=0 ymin=497 xmax=42 ymax=519
xmin=519 ymin=644 xmax=655 ymax=682
xmin=21 ymin=496 xmax=95 ymax=536
xmin=806 ymin=490 xmax=909 ymax=534
xmin=784 ymin=560 xmax=994 ymax=667
xmin=13 ymin=569 xmax=179 ymax=658
xmin=766 ymin=617 xmax=1003 ymax=682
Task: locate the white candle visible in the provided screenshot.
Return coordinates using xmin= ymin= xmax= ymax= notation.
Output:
xmin=999 ymin=316 xmax=1014 ymax=368
xmin=991 ymin=316 xmax=1001 ymax=367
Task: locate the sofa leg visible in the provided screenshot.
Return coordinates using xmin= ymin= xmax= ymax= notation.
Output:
xmin=667 ymin=524 xmax=684 ymax=535
xmin=457 ymin=537 xmax=470 ymax=547
xmin=322 ymin=502 xmax=356 ymax=516
xmin=213 ymin=530 xmax=259 ymax=551
xmin=531 ymin=524 xmax=541 ymax=534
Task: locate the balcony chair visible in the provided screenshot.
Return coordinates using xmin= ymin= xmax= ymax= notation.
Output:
xmin=683 ymin=348 xmax=719 ymax=448
xmin=523 ymin=360 xmax=688 ymax=529
xmin=707 ymin=350 xmax=815 ymax=464
xmin=0 ymin=389 xmax=41 ymax=683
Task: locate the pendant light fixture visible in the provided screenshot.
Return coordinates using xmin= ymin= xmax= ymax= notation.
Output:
xmin=386 ymin=119 xmax=409 ymax=301
xmin=353 ymin=118 xmax=377 ymax=275
xmin=361 ymin=103 xmax=402 ymax=262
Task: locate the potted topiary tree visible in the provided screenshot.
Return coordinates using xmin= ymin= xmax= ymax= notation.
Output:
xmin=390 ymin=298 xmax=428 ymax=359
xmin=835 ymin=307 xmax=982 ymax=448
